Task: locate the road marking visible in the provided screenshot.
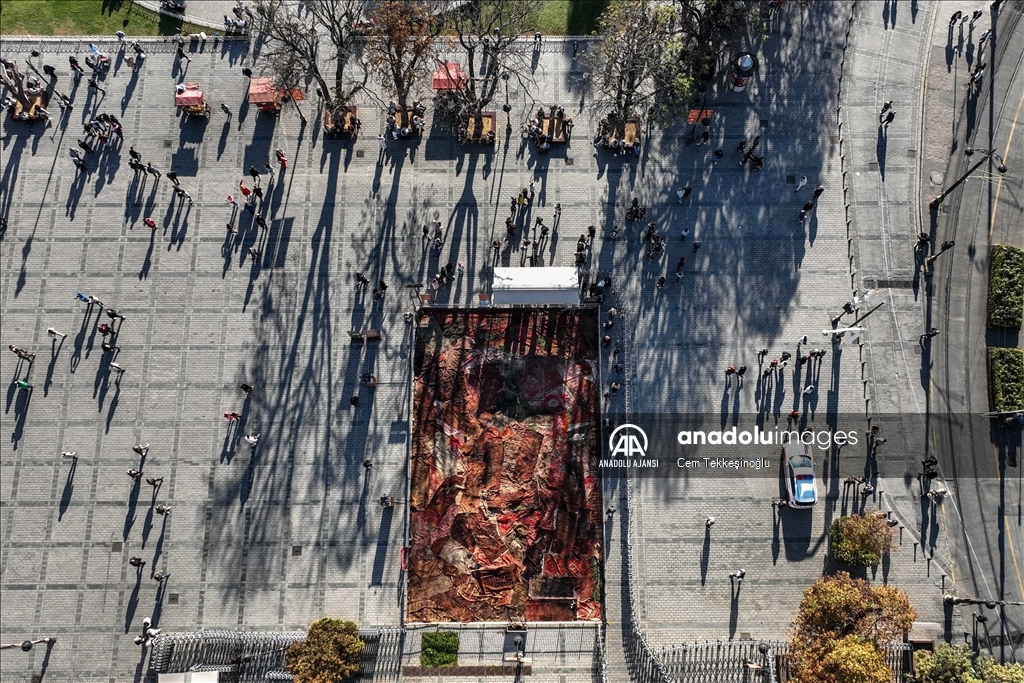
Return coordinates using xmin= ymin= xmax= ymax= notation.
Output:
xmin=995 ymin=443 xmax=1024 ymax=602
xmin=988 ymin=84 xmax=1024 ymax=239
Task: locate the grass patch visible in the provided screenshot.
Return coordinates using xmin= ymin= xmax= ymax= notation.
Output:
xmin=421 ymin=631 xmax=458 ymax=668
xmin=989 ymin=348 xmax=1024 ymax=412
xmin=988 ymin=245 xmax=1024 ymax=329
xmin=0 ymin=0 xmax=202 ymax=37
xmin=533 ymin=0 xmax=608 ymax=35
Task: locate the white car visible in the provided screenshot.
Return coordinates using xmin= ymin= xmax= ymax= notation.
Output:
xmin=784 ymin=441 xmax=817 ymax=508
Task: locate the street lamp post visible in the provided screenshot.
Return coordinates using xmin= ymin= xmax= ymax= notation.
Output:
xmin=0 ymin=637 xmax=56 ymax=651
xmin=501 ymin=72 xmax=511 ymax=131
xmin=930 ymin=149 xmax=1008 ymax=207
xmin=925 ymin=240 xmax=956 ymax=268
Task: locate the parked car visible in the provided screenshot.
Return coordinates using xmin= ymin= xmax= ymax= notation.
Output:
xmin=784 ymin=441 xmax=817 ymax=508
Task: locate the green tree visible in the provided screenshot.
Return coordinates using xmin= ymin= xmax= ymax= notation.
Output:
xmin=830 ymin=514 xmax=893 ymax=566
xmin=912 ymin=643 xmax=1024 ymax=683
xmin=366 ymin=0 xmax=440 ymax=128
xmin=586 ymin=0 xmax=690 ymax=123
xmin=285 ymin=618 xmax=364 ymax=683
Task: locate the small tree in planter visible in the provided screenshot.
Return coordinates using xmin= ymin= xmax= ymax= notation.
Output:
xmin=285 ymin=617 xmax=364 ymax=683
xmin=830 ymin=514 xmax=893 ymax=566
xmin=421 ymin=631 xmax=458 ymax=668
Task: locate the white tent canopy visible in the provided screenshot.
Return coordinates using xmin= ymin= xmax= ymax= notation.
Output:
xmin=491 ymin=267 xmax=580 ymax=305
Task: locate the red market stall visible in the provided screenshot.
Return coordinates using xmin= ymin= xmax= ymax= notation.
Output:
xmin=432 ymin=62 xmax=467 ymax=91
xmin=174 ymin=81 xmax=210 ymax=118
xmin=248 ymin=77 xmax=281 ymax=113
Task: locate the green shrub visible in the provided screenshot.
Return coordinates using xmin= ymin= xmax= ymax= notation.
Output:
xmin=830 ymin=515 xmax=892 ymax=566
xmin=988 ymin=245 xmax=1024 ymax=329
xmin=989 ymin=348 xmax=1024 ymax=412
xmin=421 ymin=631 xmax=459 ymax=668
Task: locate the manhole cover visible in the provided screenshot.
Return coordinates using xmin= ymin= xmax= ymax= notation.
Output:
xmin=168 ymin=593 xmax=179 ymax=605
xmin=111 ymin=542 xmax=122 ymax=552
xmin=907 ymin=149 xmax=917 ymax=158
xmin=356 ymin=150 xmax=364 ymax=158
xmin=786 ymin=175 xmax=795 ymax=184
xmin=565 ymin=158 xmax=574 ymax=166
xmin=292 ymin=545 xmax=302 ymax=556
xmin=163 ymin=139 xmax=172 ymax=148
xmin=868 ymin=162 xmax=879 ymax=171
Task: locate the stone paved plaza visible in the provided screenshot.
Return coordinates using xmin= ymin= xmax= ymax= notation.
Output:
xmin=3 ymin=0 xmax=1022 ymax=680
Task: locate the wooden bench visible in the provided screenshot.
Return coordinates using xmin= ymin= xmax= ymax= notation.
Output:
xmin=11 ymin=92 xmax=45 ymax=121
xmin=463 ymin=112 xmax=497 ymax=145
xmin=543 ymin=115 xmax=569 ymax=143
xmin=324 ymin=106 xmax=358 ymax=139
xmin=390 ymin=107 xmax=423 ymax=137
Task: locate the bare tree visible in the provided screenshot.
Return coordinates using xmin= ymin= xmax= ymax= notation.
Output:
xmin=253 ymin=0 xmax=369 ymax=120
xmin=0 ymin=58 xmax=34 ymax=111
xmin=365 ymin=0 xmax=440 ymax=129
xmin=585 ymin=0 xmax=692 ymax=124
xmin=436 ymin=0 xmax=541 ymax=134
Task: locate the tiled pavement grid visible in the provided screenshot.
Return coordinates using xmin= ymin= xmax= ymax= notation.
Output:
xmin=0 ymin=2 xmax=994 ymax=681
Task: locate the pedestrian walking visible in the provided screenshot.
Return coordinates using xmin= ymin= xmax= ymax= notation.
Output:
xmin=129 ymin=146 xmax=141 ymax=162
xmin=87 ymin=77 xmax=106 ymax=94
xmin=239 ymin=180 xmax=251 ymax=200
xmin=713 ymin=149 xmax=724 ymax=163
xmin=802 ymin=385 xmax=815 ymax=396
xmin=726 ymin=366 xmax=736 ymax=376
xmin=224 ymin=411 xmax=242 ymax=421
xmin=813 ymin=185 xmax=824 ymax=201
xmin=692 ymin=241 xmax=701 ymax=254
xmin=969 ymin=68 xmax=985 ymax=89
xmin=62 ymin=451 xmax=78 ymax=460
xmin=153 ymin=571 xmax=168 ymax=583
xmin=145 ymin=477 xmax=163 ymax=487
xmin=146 ymin=163 xmax=161 ymax=178
xmin=572 ymin=40 xmax=579 ymax=59
xmin=949 ymin=11 xmax=962 ymax=27
xmin=878 ymin=101 xmax=893 ymax=119
xmin=350 ymin=396 xmax=360 ymax=407
xmin=176 ymin=44 xmax=191 ymax=64
xmin=736 ymin=140 xmax=747 ymax=154
xmin=180 ymin=190 xmax=193 ymax=206
xmin=245 ymin=433 xmax=260 ymax=446
xmin=979 ymin=29 xmax=991 ymax=48
xmin=656 ymin=276 xmax=666 ymax=289
xmin=101 ymin=342 xmax=120 ymax=353
xmin=106 ymin=308 xmax=124 ymax=321
xmin=133 ymin=444 xmax=149 ymax=456
xmin=109 ymin=362 xmax=125 ymax=374
xmin=166 ymin=171 xmax=179 ymax=186
xmin=882 ymin=110 xmax=895 ymax=127
xmin=798 ymin=209 xmax=807 ymax=223
xmin=129 ymin=556 xmax=146 ymax=568
xmin=275 ymin=148 xmax=288 ymax=170
xmin=155 ymin=505 xmax=171 ymax=515
xmin=220 ymin=102 xmax=232 ymax=119
xmin=225 ymin=194 xmax=238 ymax=207
xmin=698 ymin=129 xmax=710 ymax=145
xmin=795 ymin=175 xmax=807 ymax=192
xmin=240 ymin=383 xmax=253 ymax=395
xmin=919 ymin=327 xmax=939 ymax=345
xmin=127 ymin=469 xmax=143 ymax=479
xmin=737 ymin=365 xmax=747 ymax=377
xmin=248 ymin=165 xmax=261 ymax=184
xmin=143 ymin=217 xmax=158 ymax=229
xmin=47 ymin=327 xmax=67 ymax=341
xmin=68 ymin=56 xmax=84 ymax=78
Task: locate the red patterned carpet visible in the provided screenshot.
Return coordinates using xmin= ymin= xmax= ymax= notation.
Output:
xmin=408 ymin=309 xmax=604 ymax=623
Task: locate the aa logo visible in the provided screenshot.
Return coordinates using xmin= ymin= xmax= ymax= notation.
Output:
xmin=608 ymin=424 xmax=648 ymax=458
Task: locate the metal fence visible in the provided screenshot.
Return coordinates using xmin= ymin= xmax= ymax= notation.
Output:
xmin=149 ymin=628 xmax=402 ymax=682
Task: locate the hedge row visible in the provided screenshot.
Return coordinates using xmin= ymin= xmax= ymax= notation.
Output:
xmin=989 ymin=348 xmax=1024 ymax=413
xmin=988 ymin=245 xmax=1024 ymax=329
xmin=421 ymin=631 xmax=459 ymax=668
